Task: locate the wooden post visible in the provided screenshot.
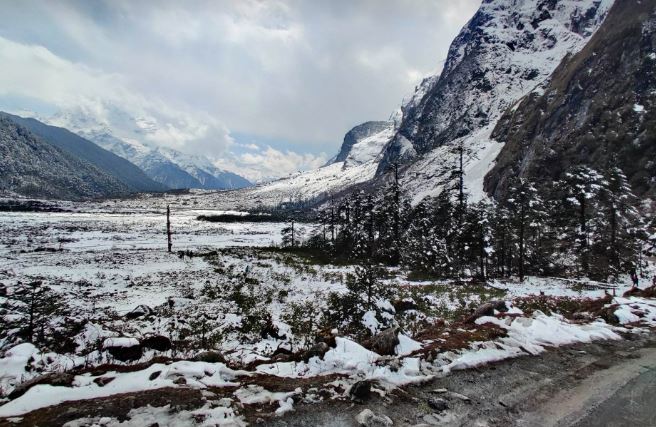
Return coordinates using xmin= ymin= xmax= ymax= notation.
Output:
xmin=167 ymin=205 xmax=172 ymax=253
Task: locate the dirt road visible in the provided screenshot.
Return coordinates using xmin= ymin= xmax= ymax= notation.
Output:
xmin=271 ymin=331 xmax=656 ymax=426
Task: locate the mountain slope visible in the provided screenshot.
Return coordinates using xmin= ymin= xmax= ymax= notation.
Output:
xmin=1 ymin=113 xmax=167 ymax=193
xmin=372 ymin=0 xmax=614 ymax=203
xmin=247 ymin=121 xmax=394 ymax=204
xmin=485 ymin=0 xmax=656 ymax=199
xmin=0 ymin=116 xmax=131 ymax=200
xmin=48 ymin=110 xmax=252 ymax=191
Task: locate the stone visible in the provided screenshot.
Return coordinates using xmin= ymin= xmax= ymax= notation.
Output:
xmin=427 ymin=397 xmax=448 ymax=412
xmin=355 ymin=409 xmax=393 ymax=426
xmin=93 ymin=376 xmax=115 ymax=387
xmin=124 ymin=304 xmax=153 ymax=319
xmin=194 ymin=350 xmax=226 ymax=364
xmin=141 ymin=335 xmax=172 ymax=352
xmin=149 ymin=371 xmax=161 ymax=380
xmin=303 ymin=341 xmax=329 ymax=362
xmin=349 ymin=380 xmax=372 ymax=402
xmin=105 ymin=342 xmax=143 ymax=362
xmin=369 ymin=327 xmax=400 ymax=356
xmin=464 ymin=301 xmax=508 ymax=323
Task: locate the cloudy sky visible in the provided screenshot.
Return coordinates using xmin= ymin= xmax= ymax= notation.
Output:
xmin=0 ymin=0 xmax=480 ymax=180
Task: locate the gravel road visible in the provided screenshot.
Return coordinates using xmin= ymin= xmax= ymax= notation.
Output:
xmin=269 ymin=331 xmax=656 ymax=427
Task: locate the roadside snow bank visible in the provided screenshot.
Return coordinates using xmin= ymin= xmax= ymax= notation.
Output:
xmin=612 ymin=297 xmax=656 ymax=326
xmin=440 ymin=308 xmax=621 ymax=373
xmin=0 ymin=361 xmax=246 ymax=417
xmin=256 ymin=337 xmax=432 ymax=386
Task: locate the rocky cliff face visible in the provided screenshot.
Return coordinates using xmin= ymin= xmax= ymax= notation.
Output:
xmin=0 ymin=116 xmax=131 ymax=200
xmin=376 ymin=0 xmax=614 ymax=201
xmin=333 ymin=121 xmax=394 ymax=167
xmin=485 ymin=0 xmax=656 ymax=199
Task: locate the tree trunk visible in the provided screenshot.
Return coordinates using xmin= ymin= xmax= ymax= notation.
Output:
xmin=167 ymin=205 xmax=172 ymax=253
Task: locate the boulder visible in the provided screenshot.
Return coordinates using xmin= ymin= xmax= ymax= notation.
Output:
xmin=194 ymin=350 xmax=226 ymax=364
xmin=349 ymin=380 xmax=372 ymax=402
xmin=141 ymin=335 xmax=172 ymax=352
xmin=393 ymin=299 xmax=418 ymax=313
xmin=260 ymin=320 xmax=286 ymax=340
xmin=464 ymin=300 xmax=508 ymax=323
xmin=369 ymin=327 xmax=400 ymax=356
xmin=93 ymin=376 xmax=115 ymax=387
xmin=103 ymin=337 xmax=143 ymax=362
xmin=427 ymin=397 xmax=448 ymax=412
xmin=355 ymin=409 xmax=393 ymax=427
xmin=125 ymin=304 xmax=153 ymax=320
xmin=303 ymin=342 xmax=330 ymax=362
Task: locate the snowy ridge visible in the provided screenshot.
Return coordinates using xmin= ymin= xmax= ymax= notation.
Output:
xmin=48 ymin=108 xmax=251 ymax=190
xmin=247 ymin=121 xmax=395 ymax=204
xmin=384 ymin=0 xmax=615 ymax=203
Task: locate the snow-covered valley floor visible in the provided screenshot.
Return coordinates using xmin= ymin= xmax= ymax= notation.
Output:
xmin=0 ymin=199 xmax=655 ymax=426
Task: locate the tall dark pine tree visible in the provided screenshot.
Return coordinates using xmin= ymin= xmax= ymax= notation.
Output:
xmin=378 ymin=163 xmax=404 ymax=264
xmin=599 ymin=166 xmax=638 ymax=278
xmin=558 ymin=166 xmax=605 ymax=277
xmin=506 ymin=178 xmax=546 ymax=281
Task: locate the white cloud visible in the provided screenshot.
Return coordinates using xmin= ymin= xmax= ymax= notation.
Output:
xmin=216 ymin=146 xmax=328 ymax=182
xmin=0 ymin=0 xmax=481 ymax=177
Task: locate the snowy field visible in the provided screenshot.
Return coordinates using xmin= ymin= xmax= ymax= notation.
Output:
xmin=0 ymin=198 xmax=655 ymax=425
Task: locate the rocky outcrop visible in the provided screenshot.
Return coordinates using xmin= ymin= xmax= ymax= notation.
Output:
xmin=378 ymin=0 xmax=614 ymax=175
xmin=485 ymin=0 xmax=656 ymax=199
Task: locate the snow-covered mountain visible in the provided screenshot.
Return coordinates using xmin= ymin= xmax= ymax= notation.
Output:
xmin=485 ymin=0 xmax=656 ymax=199
xmin=379 ymin=0 xmax=615 ymax=203
xmin=0 ymin=115 xmax=131 ymax=200
xmin=249 ymin=0 xmax=615 ymax=206
xmin=247 ymin=121 xmax=394 ymax=204
xmin=49 ymin=110 xmax=251 ymax=191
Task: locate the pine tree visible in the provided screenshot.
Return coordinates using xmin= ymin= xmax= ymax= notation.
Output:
xmin=505 ymin=178 xmax=547 ymax=280
xmin=557 ymin=166 xmax=606 ymax=277
xmin=598 ymin=166 xmax=638 ymax=278
xmin=1 ymin=281 xmax=67 ymax=347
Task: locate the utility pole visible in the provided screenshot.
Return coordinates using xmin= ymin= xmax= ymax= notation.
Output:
xmin=167 ymin=205 xmax=172 ymax=253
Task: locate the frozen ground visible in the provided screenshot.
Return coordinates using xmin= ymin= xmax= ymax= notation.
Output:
xmin=0 ymin=198 xmax=655 ymax=426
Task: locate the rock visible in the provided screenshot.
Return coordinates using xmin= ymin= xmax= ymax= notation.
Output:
xmin=464 ymin=300 xmax=508 ymax=323
xmin=303 ymin=341 xmax=329 ymax=362
xmin=149 ymin=371 xmax=161 ymax=380
xmin=447 ymin=391 xmax=471 ymax=402
xmin=141 ymin=335 xmax=172 ymax=352
xmin=260 ymin=320 xmax=286 ymax=340
xmin=623 ymin=285 xmax=656 ymax=298
xmin=393 ymin=299 xmax=418 ymax=313
xmin=369 ymin=327 xmax=400 ymax=356
xmin=623 ymin=287 xmax=642 ymax=297
xmin=349 ymin=380 xmax=372 ymax=402
xmin=93 ymin=376 xmax=115 ymax=387
xmin=173 ymin=376 xmax=187 ymax=385
xmin=9 ymin=372 xmax=75 ymax=399
xmin=427 ymin=397 xmax=448 ymax=412
xmin=194 ymin=350 xmax=226 ymax=364
xmin=124 ymin=304 xmax=153 ymax=320
xmin=355 ymin=409 xmax=393 ymax=426
xmin=104 ymin=337 xmax=143 ymax=362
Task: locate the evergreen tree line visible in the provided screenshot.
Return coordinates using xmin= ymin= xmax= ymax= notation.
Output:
xmin=287 ymin=164 xmax=652 ymax=282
